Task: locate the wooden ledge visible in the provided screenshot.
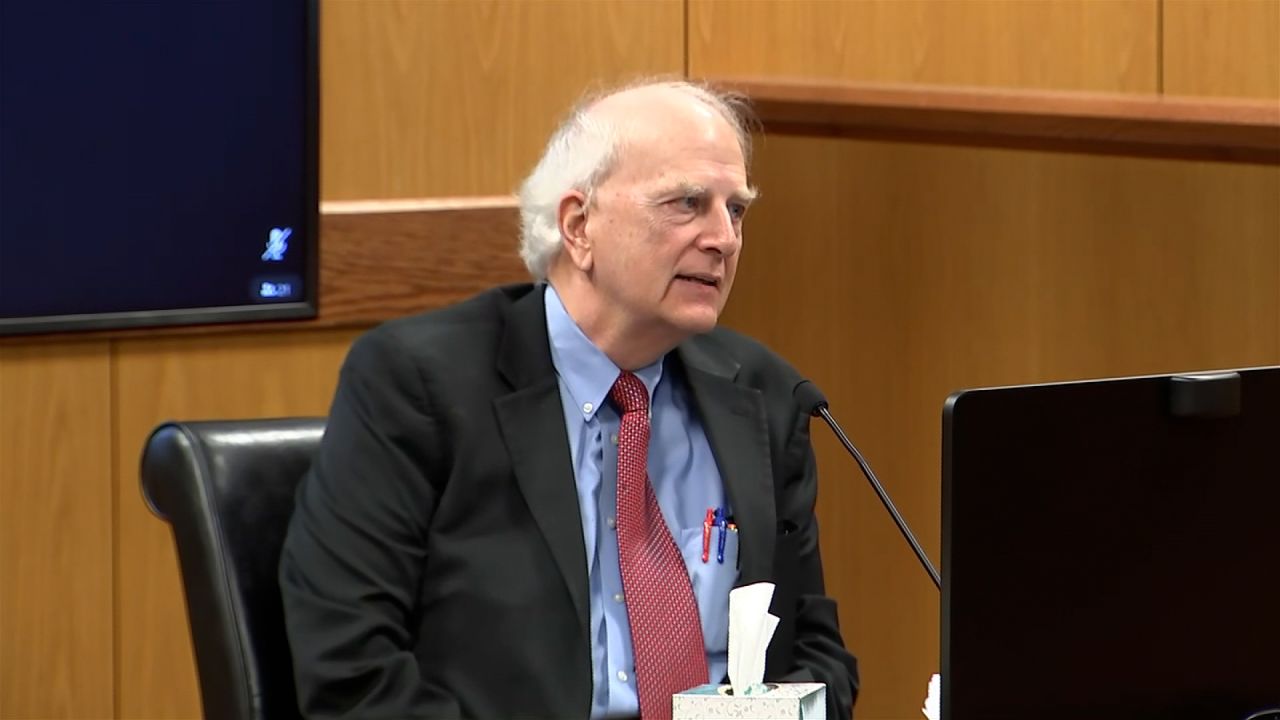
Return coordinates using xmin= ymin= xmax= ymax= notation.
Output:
xmin=316 ymin=197 xmax=525 ymax=328
xmin=711 ymin=77 xmax=1280 ymax=164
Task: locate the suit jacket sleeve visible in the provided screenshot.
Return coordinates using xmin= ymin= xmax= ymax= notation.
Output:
xmin=774 ymin=404 xmax=861 ymax=719
xmin=279 ymin=328 xmax=459 ymax=719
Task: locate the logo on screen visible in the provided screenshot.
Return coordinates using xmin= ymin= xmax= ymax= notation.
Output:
xmin=262 ymin=227 xmax=292 ymax=261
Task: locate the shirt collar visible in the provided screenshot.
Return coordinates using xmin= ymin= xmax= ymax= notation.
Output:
xmin=544 ymin=283 xmax=664 ymax=421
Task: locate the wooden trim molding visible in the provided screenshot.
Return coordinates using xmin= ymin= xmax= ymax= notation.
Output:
xmin=711 ymin=77 xmax=1280 ymax=164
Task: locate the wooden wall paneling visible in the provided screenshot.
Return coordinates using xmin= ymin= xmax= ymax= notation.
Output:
xmin=722 ymin=134 xmax=1279 ymax=718
xmin=113 ymin=329 xmax=359 ymax=719
xmin=723 ymin=133 xmax=939 ymax=720
xmin=321 ymin=0 xmax=684 ymax=200
xmin=0 ymin=343 xmax=114 ymax=719
xmin=1164 ymin=0 xmax=1280 ymax=99
xmin=995 ymin=155 xmax=1280 ymax=379
xmin=690 ymin=0 xmax=1158 ymax=93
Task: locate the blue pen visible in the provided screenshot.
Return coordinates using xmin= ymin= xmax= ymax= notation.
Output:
xmin=716 ymin=507 xmax=728 ymax=563
xmin=710 ymin=508 xmax=721 ymax=555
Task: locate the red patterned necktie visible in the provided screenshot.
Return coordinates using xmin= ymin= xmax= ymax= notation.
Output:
xmin=610 ymin=371 xmax=708 ymax=719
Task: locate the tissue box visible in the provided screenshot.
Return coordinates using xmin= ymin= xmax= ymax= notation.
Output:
xmin=672 ymin=682 xmax=826 ymax=719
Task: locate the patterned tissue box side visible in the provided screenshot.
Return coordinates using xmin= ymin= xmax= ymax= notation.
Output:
xmin=672 ymin=682 xmax=826 ymax=719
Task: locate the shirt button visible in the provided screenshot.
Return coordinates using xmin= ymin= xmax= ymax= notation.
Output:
xmin=610 ymin=433 xmax=619 ymax=445
xmin=606 ymin=517 xmax=616 ymax=529
xmin=613 ymin=593 xmax=624 ymax=603
xmin=582 ymin=402 xmax=593 ymax=414
xmin=617 ymin=670 xmax=628 ymax=683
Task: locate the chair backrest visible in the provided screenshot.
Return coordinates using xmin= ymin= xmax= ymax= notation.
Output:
xmin=141 ymin=418 xmax=324 ymax=720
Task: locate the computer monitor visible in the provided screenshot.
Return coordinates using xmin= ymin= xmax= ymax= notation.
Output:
xmin=942 ymin=366 xmax=1280 ymax=720
xmin=0 ymin=0 xmax=318 ymax=335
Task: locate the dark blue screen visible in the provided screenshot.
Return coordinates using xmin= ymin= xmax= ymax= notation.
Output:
xmin=0 ymin=0 xmax=315 ymax=332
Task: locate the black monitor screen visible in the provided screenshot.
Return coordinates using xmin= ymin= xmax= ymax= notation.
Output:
xmin=0 ymin=0 xmax=318 ymax=335
xmin=942 ymin=366 xmax=1280 ymax=720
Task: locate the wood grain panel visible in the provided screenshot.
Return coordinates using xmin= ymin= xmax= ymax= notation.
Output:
xmin=0 ymin=343 xmax=113 ymax=719
xmin=114 ymin=329 xmax=359 ymax=719
xmin=321 ymin=0 xmax=683 ymax=200
xmin=1164 ymin=0 xmax=1280 ymax=99
xmin=690 ymin=0 xmax=1157 ymax=93
xmin=721 ymin=134 xmax=1280 ymax=718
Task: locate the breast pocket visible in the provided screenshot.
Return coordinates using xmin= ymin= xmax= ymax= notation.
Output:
xmin=677 ymin=525 xmax=738 ymax=654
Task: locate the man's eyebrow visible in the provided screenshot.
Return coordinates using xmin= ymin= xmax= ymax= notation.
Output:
xmin=667 ymin=180 xmax=708 ymax=197
xmin=648 ymin=181 xmax=759 ymax=205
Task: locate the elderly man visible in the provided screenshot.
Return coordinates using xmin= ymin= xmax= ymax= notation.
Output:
xmin=280 ymin=80 xmax=859 ymax=719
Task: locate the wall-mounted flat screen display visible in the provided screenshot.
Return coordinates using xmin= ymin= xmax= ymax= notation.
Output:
xmin=0 ymin=0 xmax=318 ymax=335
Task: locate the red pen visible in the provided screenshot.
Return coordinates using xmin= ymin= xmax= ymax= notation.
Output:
xmin=701 ymin=508 xmax=714 ymax=563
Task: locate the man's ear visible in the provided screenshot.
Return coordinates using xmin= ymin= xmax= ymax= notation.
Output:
xmin=558 ymin=190 xmax=593 ymax=272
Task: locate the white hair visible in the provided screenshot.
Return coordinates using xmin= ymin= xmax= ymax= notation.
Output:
xmin=516 ymin=80 xmax=755 ymax=280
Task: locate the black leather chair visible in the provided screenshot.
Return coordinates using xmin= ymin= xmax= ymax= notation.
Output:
xmin=141 ymin=418 xmax=324 ymax=720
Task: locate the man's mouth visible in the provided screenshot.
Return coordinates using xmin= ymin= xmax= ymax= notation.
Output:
xmin=675 ymin=273 xmax=720 ymax=288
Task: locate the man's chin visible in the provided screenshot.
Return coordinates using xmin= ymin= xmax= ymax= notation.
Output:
xmin=670 ymin=310 xmax=721 ymax=337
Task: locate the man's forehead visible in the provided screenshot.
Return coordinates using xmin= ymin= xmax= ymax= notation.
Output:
xmin=610 ymin=123 xmax=746 ymax=179
xmin=590 ymin=88 xmax=737 ymax=148
xmin=608 ymin=156 xmax=749 ymax=195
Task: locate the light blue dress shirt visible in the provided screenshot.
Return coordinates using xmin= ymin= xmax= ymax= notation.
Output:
xmin=544 ymin=286 xmax=738 ymax=719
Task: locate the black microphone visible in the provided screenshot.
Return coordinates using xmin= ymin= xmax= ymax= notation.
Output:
xmin=794 ymin=380 xmax=942 ymax=590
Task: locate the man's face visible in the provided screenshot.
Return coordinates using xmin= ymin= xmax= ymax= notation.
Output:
xmin=581 ymin=104 xmax=754 ymax=349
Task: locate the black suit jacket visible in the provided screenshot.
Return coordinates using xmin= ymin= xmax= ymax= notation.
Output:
xmin=280 ymin=283 xmax=858 ymax=719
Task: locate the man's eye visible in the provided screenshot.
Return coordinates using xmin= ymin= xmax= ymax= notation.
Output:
xmin=728 ymin=203 xmax=748 ymax=219
xmin=672 ymin=196 xmax=700 ymax=211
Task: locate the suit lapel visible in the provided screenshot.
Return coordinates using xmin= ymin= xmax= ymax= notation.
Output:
xmin=493 ymin=286 xmax=590 ymax=634
xmin=677 ymin=338 xmax=776 ymax=587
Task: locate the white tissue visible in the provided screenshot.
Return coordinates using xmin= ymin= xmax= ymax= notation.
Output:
xmin=921 ymin=673 xmax=941 ymax=720
xmin=728 ymin=582 xmax=779 ymax=698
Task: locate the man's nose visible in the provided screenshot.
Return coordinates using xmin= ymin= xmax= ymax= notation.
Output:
xmin=699 ymin=205 xmax=740 ymax=256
